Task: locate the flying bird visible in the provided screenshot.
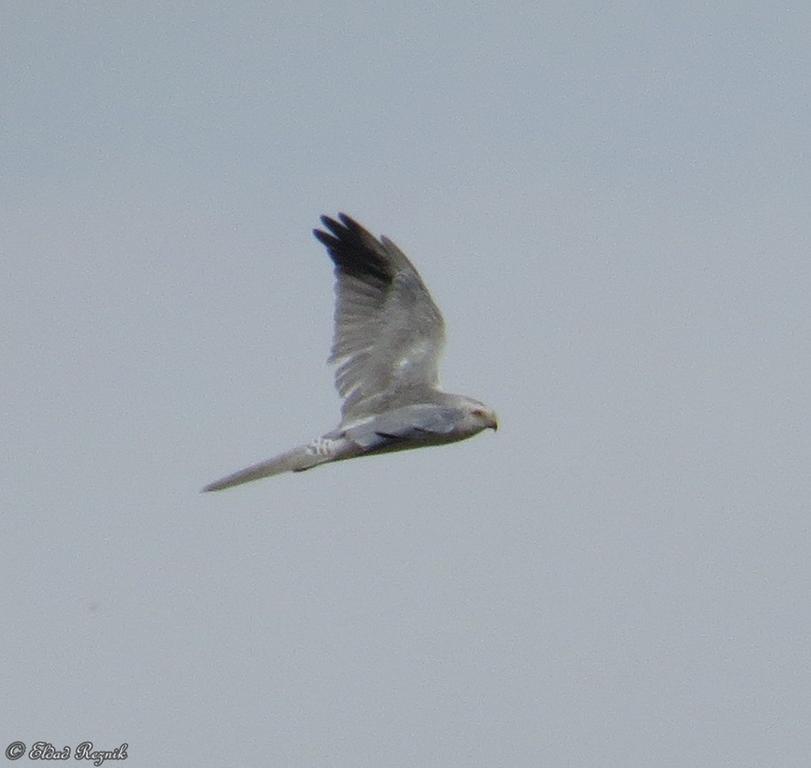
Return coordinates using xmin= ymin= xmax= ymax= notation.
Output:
xmin=203 ymin=213 xmax=497 ymax=491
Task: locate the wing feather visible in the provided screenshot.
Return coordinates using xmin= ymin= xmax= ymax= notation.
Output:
xmin=313 ymin=214 xmax=446 ymax=417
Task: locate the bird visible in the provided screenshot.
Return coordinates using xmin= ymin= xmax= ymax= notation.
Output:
xmin=202 ymin=213 xmax=497 ymax=491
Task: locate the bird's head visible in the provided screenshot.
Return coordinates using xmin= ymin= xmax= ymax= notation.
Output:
xmin=461 ymin=399 xmax=499 ymax=433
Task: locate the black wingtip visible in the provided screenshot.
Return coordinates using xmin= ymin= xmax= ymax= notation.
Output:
xmin=314 ymin=214 xmax=345 ymax=246
xmin=337 ymin=212 xmax=358 ymax=229
xmin=313 ymin=212 xmax=365 ymax=248
xmin=313 ymin=212 xmax=393 ymax=283
xmin=317 ymin=213 xmax=359 ymax=236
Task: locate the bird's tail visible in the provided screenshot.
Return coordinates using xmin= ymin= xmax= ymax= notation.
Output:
xmin=201 ymin=436 xmax=355 ymax=492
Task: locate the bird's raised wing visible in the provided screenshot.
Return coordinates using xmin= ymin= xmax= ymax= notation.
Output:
xmin=314 ymin=214 xmax=446 ymax=416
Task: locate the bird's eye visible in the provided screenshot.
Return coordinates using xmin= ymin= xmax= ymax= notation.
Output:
xmin=472 ymin=409 xmax=485 ymax=417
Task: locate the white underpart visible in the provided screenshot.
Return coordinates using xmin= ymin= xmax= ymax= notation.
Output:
xmin=306 ymin=436 xmax=341 ymax=457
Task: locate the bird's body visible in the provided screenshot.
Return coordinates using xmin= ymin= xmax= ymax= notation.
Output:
xmin=203 ymin=214 xmax=497 ymax=492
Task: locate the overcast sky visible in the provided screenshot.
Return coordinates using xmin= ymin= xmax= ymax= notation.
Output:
xmin=3 ymin=3 xmax=810 ymax=766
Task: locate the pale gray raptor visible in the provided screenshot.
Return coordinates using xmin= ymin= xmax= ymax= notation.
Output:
xmin=203 ymin=213 xmax=497 ymax=491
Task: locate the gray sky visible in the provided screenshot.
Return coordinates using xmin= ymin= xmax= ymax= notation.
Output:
xmin=3 ymin=2 xmax=810 ymax=766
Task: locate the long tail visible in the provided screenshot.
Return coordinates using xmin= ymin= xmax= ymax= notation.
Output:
xmin=201 ymin=436 xmax=356 ymax=492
